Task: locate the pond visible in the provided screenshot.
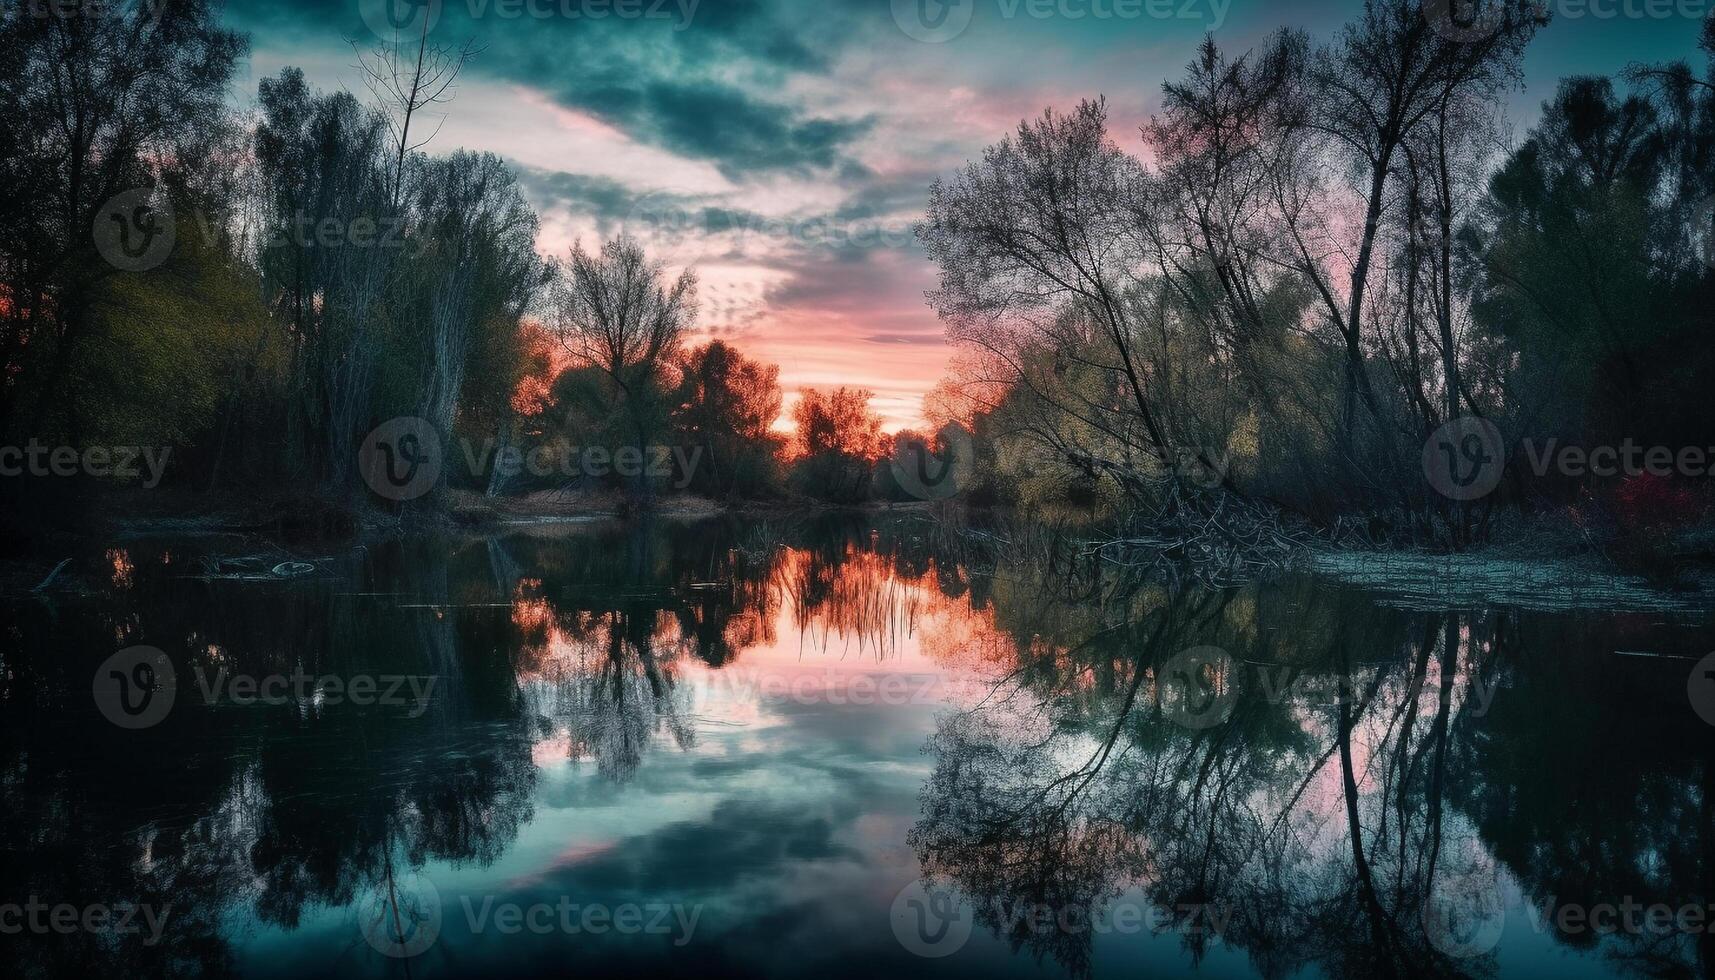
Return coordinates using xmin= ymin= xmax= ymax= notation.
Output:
xmin=2 ymin=515 xmax=1713 ymax=979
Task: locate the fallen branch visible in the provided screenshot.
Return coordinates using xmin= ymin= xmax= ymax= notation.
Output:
xmin=31 ymin=558 xmax=73 ymax=594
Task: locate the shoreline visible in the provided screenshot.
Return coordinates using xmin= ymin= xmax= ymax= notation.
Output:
xmin=5 ymin=487 xmax=1710 ymax=614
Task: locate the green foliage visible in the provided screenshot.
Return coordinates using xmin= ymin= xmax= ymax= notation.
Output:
xmin=76 ymin=236 xmax=271 ymax=453
xmin=1469 ymin=73 xmax=1715 ymax=486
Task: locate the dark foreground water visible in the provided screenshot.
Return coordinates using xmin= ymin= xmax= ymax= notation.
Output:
xmin=3 ymin=515 xmax=1715 ymax=979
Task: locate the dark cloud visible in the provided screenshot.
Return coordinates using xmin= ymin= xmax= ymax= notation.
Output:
xmin=453 ymin=0 xmax=867 ymax=177
xmin=578 ymin=77 xmax=872 ymax=176
xmin=830 ymin=172 xmax=935 ymax=224
xmin=231 ymin=0 xmax=871 ymax=177
xmin=511 ymin=167 xmax=638 ymax=222
xmin=679 ymin=0 xmax=830 ymax=71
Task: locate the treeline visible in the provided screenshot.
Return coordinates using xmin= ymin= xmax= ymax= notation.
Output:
xmin=2 ymin=1 xmax=551 ymax=518
xmin=919 ymin=4 xmax=1715 ymax=548
xmin=6 ymin=2 xmax=1715 ymax=550
xmin=0 ymin=0 xmax=938 ymax=543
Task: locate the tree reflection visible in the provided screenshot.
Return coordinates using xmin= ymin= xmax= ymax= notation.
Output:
xmin=912 ymin=565 xmax=1715 ymax=980
xmin=3 ymin=520 xmax=1714 ymax=977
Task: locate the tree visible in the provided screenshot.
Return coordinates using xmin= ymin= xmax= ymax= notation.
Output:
xmin=920 ymin=99 xmax=1171 ymax=467
xmin=1279 ymin=0 xmax=1540 ymax=453
xmin=0 ymin=0 xmax=246 ymax=438
xmin=789 ymin=386 xmax=884 ymax=503
xmin=671 ymin=340 xmax=784 ymax=499
xmin=397 ymin=151 xmax=545 ymax=446
xmin=254 ymin=70 xmax=395 ymax=488
xmin=352 ymin=16 xmax=479 ymax=210
xmin=549 ymin=236 xmax=696 ymax=499
xmin=1469 ymin=72 xmax=1715 ymax=486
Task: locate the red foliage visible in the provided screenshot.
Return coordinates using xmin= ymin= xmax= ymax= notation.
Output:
xmin=1610 ymin=473 xmax=1701 ymax=532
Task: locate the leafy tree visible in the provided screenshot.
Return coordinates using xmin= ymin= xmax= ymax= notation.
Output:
xmin=0 ymin=0 xmax=246 ymax=437
xmin=1469 ymin=71 xmax=1715 ymax=501
xmin=789 ymin=386 xmax=884 ymax=503
xmin=254 ymin=69 xmax=395 ymax=487
xmin=549 ymin=235 xmax=696 ymax=500
xmin=671 ymin=340 xmax=784 ymax=499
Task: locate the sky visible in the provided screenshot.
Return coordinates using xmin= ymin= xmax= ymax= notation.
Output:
xmin=222 ymin=0 xmax=1713 ymax=430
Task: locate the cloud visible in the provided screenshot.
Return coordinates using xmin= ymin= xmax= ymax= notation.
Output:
xmin=554 ymin=797 xmax=863 ymax=893
xmin=440 ymin=0 xmax=873 ymax=178
xmin=223 ymin=0 xmax=1318 ymax=431
xmin=577 ymin=77 xmax=874 ymax=177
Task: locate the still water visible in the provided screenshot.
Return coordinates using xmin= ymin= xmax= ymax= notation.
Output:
xmin=3 ymin=515 xmax=1714 ymax=979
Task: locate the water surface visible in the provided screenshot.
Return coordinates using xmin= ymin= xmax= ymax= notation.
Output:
xmin=3 ymin=516 xmax=1713 ymax=979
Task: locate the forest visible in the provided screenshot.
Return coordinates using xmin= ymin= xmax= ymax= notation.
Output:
xmin=3 ymin=0 xmax=1714 ymax=571
xmin=8 ymin=5 xmax=1715 ymax=979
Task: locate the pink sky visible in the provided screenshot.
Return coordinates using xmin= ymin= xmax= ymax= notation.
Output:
xmin=235 ymin=0 xmax=1697 ymax=433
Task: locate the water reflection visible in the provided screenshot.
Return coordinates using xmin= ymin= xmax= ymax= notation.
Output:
xmin=0 ymin=516 xmax=1711 ymax=979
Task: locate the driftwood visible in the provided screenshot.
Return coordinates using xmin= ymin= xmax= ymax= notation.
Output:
xmin=1090 ymin=481 xmax=1311 ymax=587
xmin=30 ymin=558 xmax=73 ymax=593
xmin=191 ymin=552 xmax=322 ymax=581
xmin=939 ymin=479 xmax=1312 ymax=591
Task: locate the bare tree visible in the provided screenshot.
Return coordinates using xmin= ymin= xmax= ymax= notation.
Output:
xmin=405 ymin=152 xmax=544 ymax=442
xmin=1277 ymin=0 xmax=1540 ymax=452
xmin=550 ymin=236 xmax=696 ymax=493
xmin=352 ymin=24 xmax=479 ymax=211
xmin=920 ymin=100 xmax=1172 ymax=466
